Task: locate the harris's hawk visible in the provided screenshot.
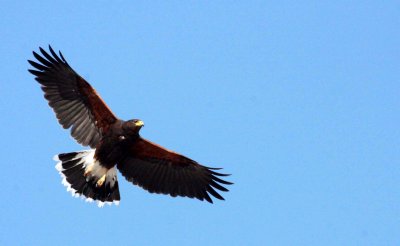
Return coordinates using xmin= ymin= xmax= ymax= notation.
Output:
xmin=28 ymin=46 xmax=232 ymax=207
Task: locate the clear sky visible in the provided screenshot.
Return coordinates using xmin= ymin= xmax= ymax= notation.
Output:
xmin=0 ymin=1 xmax=399 ymax=245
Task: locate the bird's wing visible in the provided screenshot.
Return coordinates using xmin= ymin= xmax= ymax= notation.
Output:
xmin=28 ymin=46 xmax=117 ymax=148
xmin=117 ymin=138 xmax=232 ymax=203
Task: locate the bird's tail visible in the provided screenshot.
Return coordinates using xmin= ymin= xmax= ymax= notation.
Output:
xmin=54 ymin=150 xmax=120 ymax=207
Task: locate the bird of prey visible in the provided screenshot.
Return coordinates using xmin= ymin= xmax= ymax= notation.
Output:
xmin=28 ymin=46 xmax=232 ymax=207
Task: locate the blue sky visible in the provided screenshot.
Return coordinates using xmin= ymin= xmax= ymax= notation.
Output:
xmin=0 ymin=1 xmax=399 ymax=245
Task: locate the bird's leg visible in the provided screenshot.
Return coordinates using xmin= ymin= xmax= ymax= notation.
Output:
xmin=84 ymin=164 xmax=94 ymax=176
xmin=96 ymin=174 xmax=106 ymax=187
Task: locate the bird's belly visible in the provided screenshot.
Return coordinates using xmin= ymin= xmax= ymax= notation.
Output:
xmin=95 ymin=137 xmax=128 ymax=169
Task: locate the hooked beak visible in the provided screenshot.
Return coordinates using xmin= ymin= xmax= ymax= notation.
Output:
xmin=135 ymin=120 xmax=144 ymax=127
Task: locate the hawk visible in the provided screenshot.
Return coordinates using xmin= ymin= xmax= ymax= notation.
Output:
xmin=28 ymin=46 xmax=232 ymax=207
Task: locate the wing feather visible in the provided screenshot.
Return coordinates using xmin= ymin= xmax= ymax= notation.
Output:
xmin=28 ymin=46 xmax=117 ymax=147
xmin=117 ymin=138 xmax=232 ymax=203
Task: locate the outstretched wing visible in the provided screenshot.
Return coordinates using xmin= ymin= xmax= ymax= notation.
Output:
xmin=117 ymin=138 xmax=232 ymax=203
xmin=28 ymin=46 xmax=117 ymax=148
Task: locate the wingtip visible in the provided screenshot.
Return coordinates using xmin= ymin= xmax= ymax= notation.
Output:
xmin=59 ymin=50 xmax=67 ymax=64
xmin=48 ymin=44 xmax=54 ymax=53
xmin=28 ymin=69 xmax=40 ymax=76
xmin=203 ymin=191 xmax=213 ymax=203
xmin=39 ymin=46 xmax=46 ymax=54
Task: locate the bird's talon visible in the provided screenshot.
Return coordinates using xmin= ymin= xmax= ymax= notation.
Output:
xmin=96 ymin=175 xmax=106 ymax=187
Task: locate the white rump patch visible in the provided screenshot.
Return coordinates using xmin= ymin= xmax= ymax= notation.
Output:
xmin=54 ymin=150 xmax=119 ymax=207
xmin=85 ymin=161 xmax=118 ymax=189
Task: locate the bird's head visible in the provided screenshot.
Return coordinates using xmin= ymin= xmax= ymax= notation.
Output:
xmin=122 ymin=119 xmax=144 ymax=135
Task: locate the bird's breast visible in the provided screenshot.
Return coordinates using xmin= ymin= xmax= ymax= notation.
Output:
xmin=94 ymin=135 xmax=131 ymax=169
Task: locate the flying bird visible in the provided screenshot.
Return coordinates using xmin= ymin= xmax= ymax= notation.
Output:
xmin=28 ymin=46 xmax=232 ymax=207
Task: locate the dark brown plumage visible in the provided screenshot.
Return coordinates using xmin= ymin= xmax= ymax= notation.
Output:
xmin=28 ymin=46 xmax=232 ymax=206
